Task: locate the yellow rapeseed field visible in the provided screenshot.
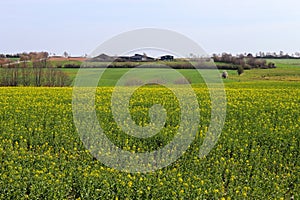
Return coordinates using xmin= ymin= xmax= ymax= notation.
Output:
xmin=0 ymin=83 xmax=299 ymax=199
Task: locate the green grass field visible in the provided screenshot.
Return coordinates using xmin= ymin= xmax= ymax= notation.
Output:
xmin=60 ymin=58 xmax=300 ymax=86
xmin=61 ymin=68 xmax=208 ymax=86
xmin=228 ymin=59 xmax=300 ymax=82
xmin=0 ymin=59 xmax=299 ymax=199
xmin=266 ymin=59 xmax=300 ymax=68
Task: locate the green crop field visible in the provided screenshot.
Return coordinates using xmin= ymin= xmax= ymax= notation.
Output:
xmin=60 ymin=58 xmax=300 ymax=85
xmin=0 ymin=59 xmax=300 ymax=199
xmin=266 ymin=59 xmax=300 ymax=68
xmin=60 ymin=68 xmax=208 ymax=86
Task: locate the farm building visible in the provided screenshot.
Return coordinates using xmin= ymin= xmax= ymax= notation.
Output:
xmin=130 ymin=54 xmax=155 ymax=61
xmin=115 ymin=54 xmax=155 ymax=62
xmin=159 ymin=55 xmax=174 ymax=61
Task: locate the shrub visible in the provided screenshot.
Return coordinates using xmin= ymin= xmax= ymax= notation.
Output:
xmin=237 ymin=66 xmax=244 ymax=75
xmin=221 ymin=71 xmax=228 ymax=79
xmin=64 ymin=64 xmax=80 ymax=68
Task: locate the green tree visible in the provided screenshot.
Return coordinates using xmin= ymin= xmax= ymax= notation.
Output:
xmin=237 ymin=66 xmax=244 ymax=75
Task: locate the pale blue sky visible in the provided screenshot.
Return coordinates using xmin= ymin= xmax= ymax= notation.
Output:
xmin=1 ymin=0 xmax=300 ymax=56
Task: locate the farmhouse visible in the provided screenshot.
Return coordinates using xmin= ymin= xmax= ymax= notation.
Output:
xmin=115 ymin=54 xmax=155 ymax=62
xmin=159 ymin=55 xmax=174 ymax=61
xmin=130 ymin=54 xmax=155 ymax=61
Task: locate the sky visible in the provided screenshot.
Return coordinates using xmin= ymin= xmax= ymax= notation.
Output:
xmin=1 ymin=0 xmax=300 ymax=56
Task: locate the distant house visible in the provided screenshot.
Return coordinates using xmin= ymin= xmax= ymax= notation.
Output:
xmin=116 ymin=56 xmax=131 ymax=62
xmin=130 ymin=54 xmax=154 ymax=61
xmin=115 ymin=54 xmax=154 ymax=62
xmin=159 ymin=55 xmax=174 ymax=61
xmin=91 ymin=53 xmax=115 ymax=62
xmin=130 ymin=54 xmax=144 ymax=61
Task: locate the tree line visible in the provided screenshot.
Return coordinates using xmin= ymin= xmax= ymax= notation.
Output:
xmin=212 ymin=53 xmax=276 ymax=70
xmin=0 ymin=52 xmax=70 ymax=87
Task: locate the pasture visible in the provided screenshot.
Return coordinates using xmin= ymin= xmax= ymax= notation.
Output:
xmin=61 ymin=58 xmax=300 ymax=85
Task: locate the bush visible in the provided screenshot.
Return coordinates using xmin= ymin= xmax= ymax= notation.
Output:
xmin=221 ymin=71 xmax=228 ymax=79
xmin=268 ymin=62 xmax=276 ymax=68
xmin=237 ymin=66 xmax=244 ymax=75
xmin=64 ymin=64 xmax=80 ymax=68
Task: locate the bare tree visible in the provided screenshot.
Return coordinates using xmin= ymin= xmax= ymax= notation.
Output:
xmin=63 ymin=51 xmax=69 ymax=58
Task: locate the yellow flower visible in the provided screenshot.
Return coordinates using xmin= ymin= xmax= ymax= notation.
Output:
xmin=214 ymin=189 xmax=219 ymax=193
xmin=128 ymin=181 xmax=133 ymax=187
